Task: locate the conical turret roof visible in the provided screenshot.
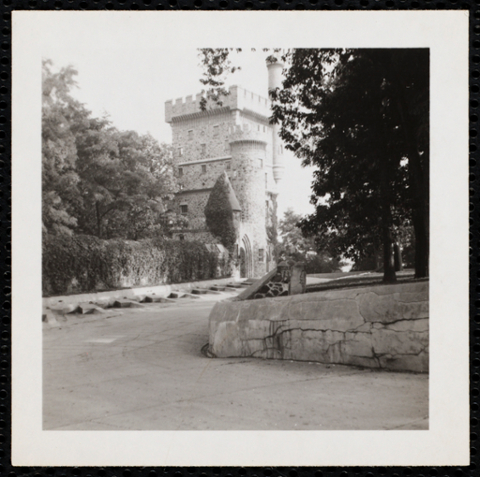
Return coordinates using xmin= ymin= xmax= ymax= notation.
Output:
xmin=219 ymin=171 xmax=242 ymax=212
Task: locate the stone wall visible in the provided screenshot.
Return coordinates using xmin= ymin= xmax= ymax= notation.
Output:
xmin=208 ymin=281 xmax=428 ymax=373
xmin=171 ymin=111 xmax=233 ymax=163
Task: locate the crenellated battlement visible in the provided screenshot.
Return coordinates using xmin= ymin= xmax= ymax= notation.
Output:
xmin=228 ymin=124 xmax=269 ymax=145
xmin=165 ymin=85 xmax=270 ymax=123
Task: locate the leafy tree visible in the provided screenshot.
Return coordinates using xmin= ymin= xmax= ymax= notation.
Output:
xmin=42 ymin=60 xmax=179 ymax=240
xmin=198 ymin=48 xmax=242 ymax=110
xmin=198 ymin=48 xmax=429 ymax=281
xmin=74 ymin=126 xmax=177 ymax=239
xmin=42 ymin=59 xmax=84 ymax=235
xmin=270 ymin=49 xmax=428 ymax=281
xmin=278 ymin=208 xmax=315 ymax=255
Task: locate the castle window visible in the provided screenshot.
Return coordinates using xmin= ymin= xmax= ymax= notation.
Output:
xmin=241 ymin=210 xmax=246 ymax=221
xmin=263 ymin=125 xmax=266 ymax=133
xmin=225 ymin=161 xmax=231 ymax=171
xmin=201 ymin=164 xmax=207 ymax=174
xmin=265 ymin=172 xmax=268 ymax=188
xmin=258 ymin=125 xmax=261 ymax=131
xmin=178 ymin=147 xmax=183 ymax=157
xmin=188 ymin=130 xmax=193 ymax=140
xmin=258 ymin=158 xmax=263 ymax=169
xmin=200 ymin=143 xmax=206 ymax=156
xmin=178 ymin=167 xmax=183 ymax=177
xmin=180 ymin=204 xmax=188 ymax=215
xmin=179 ymin=234 xmax=185 ymax=241
xmin=213 ymin=125 xmax=219 ymax=137
xmin=258 ymin=249 xmax=265 ymax=262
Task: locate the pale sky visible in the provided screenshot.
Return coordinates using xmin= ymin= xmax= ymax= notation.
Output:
xmin=44 ymin=43 xmax=316 ymax=219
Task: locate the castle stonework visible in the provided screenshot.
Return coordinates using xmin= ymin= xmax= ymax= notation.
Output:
xmin=165 ymin=61 xmax=284 ymax=278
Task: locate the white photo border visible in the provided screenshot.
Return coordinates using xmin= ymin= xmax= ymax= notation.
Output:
xmin=12 ymin=10 xmax=470 ymax=466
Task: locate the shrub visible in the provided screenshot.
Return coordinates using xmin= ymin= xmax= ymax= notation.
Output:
xmin=303 ymin=253 xmax=343 ymax=274
xmin=43 ymin=233 xmax=230 ymax=296
xmin=204 ymin=172 xmax=239 ymax=251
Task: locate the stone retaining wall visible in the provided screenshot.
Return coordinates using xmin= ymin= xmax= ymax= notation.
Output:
xmin=208 ymin=281 xmax=428 ymax=373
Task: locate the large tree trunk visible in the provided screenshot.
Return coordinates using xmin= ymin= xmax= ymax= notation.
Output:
xmin=408 ymin=148 xmax=429 ymax=278
xmin=382 ymin=222 xmax=397 ymax=283
xmin=95 ymin=201 xmax=102 ymax=238
xmin=412 ymin=205 xmax=429 ymax=278
xmin=391 ymin=53 xmax=429 ymax=278
xmin=380 ymin=157 xmax=397 ymax=283
xmin=394 ymin=243 xmax=403 ymax=271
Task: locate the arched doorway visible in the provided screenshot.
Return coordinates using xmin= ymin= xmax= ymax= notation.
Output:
xmin=240 ymin=235 xmax=253 ymax=278
xmin=239 ymin=247 xmax=247 ymax=278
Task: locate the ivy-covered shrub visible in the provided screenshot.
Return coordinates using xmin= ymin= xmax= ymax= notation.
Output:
xmin=204 ymin=172 xmax=239 ymax=251
xmin=43 ymin=233 xmax=230 ymax=296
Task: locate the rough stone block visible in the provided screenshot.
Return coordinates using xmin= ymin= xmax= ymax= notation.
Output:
xmin=343 ymin=332 xmax=375 ymax=358
xmin=169 ymin=291 xmax=186 ymax=299
xmin=77 ymin=303 xmax=105 ymax=314
xmin=48 ymin=304 xmax=80 ymax=315
xmin=386 ymin=318 xmax=429 ymax=332
xmin=112 ymin=300 xmax=145 ymax=308
xmin=358 ymin=290 xmax=428 ymax=323
xmin=191 ymin=289 xmax=208 ymax=295
xmin=289 ymin=263 xmax=306 ymax=295
xmin=208 ymin=280 xmax=429 ymax=373
xmin=370 ymin=328 xmax=428 ymax=356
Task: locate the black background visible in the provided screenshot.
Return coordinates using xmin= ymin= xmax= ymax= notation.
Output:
xmin=0 ymin=1 xmax=476 ymax=475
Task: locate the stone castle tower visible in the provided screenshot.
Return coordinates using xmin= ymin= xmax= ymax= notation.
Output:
xmin=165 ymin=60 xmax=284 ymax=278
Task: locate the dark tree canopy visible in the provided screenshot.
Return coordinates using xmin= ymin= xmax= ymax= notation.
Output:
xmin=270 ymin=48 xmax=429 ymax=280
xmin=198 ymin=48 xmax=429 ymax=281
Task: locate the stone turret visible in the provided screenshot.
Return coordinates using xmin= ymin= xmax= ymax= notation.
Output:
xmin=266 ymin=59 xmax=284 ymax=184
xmin=164 ymin=61 xmax=282 ymax=278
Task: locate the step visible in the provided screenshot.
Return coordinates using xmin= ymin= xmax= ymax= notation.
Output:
xmin=152 ymin=297 xmax=176 ymax=303
xmin=112 ymin=300 xmax=145 ymax=309
xmin=191 ymin=288 xmax=208 ymax=295
xmin=168 ymin=291 xmax=187 ymax=299
xmin=210 ymin=286 xmax=226 ymax=292
xmin=181 ymin=293 xmax=201 ymax=299
xmin=77 ymin=303 xmax=106 ymax=314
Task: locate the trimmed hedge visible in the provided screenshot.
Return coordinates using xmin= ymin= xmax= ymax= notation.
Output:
xmin=43 ymin=233 xmax=231 ymax=296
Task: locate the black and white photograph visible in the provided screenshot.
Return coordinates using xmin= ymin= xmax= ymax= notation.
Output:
xmin=12 ymin=11 xmax=469 ymax=467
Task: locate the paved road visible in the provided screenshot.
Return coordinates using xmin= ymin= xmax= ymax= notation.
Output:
xmin=43 ymin=296 xmax=428 ymax=430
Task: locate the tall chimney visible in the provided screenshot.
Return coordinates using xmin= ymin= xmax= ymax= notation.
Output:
xmin=267 ymin=59 xmax=284 ymax=184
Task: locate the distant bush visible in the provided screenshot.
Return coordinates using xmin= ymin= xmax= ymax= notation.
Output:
xmin=351 ymin=255 xmax=380 ymax=272
xmin=43 ymin=233 xmax=231 ymax=296
xmin=304 ymin=253 xmax=343 ymax=274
